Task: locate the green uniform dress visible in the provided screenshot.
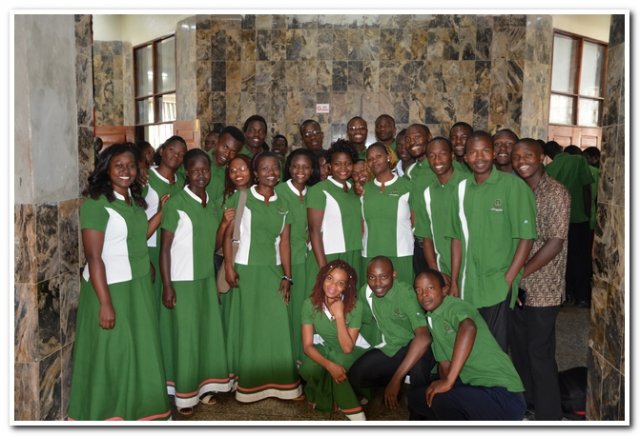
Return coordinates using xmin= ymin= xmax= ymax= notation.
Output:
xmin=426 ymin=295 xmax=524 ymax=392
xmin=225 ymin=185 xmax=302 ymax=402
xmin=159 ymin=186 xmax=233 ymax=408
xmin=447 ymin=169 xmax=537 ymax=309
xmin=275 ymin=179 xmax=310 ymax=364
xmin=299 ymin=298 xmax=367 ymax=420
xmin=68 ymin=192 xmax=170 ymax=421
xmin=361 ymin=175 xmax=414 ymax=284
xmin=306 ymin=177 xmax=363 ymax=292
xmin=413 ymin=168 xmax=469 ymax=276
xmin=144 ymin=166 xmax=185 ymax=313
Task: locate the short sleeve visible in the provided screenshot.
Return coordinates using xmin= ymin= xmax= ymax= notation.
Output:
xmin=306 ymin=183 xmax=327 ymax=211
xmin=509 ymin=179 xmax=538 ymax=240
xmin=160 ymin=197 xmax=179 ymax=233
xmin=301 ymin=298 xmax=316 ymax=325
xmin=413 ymin=186 xmax=432 ymax=240
xmin=80 ymin=197 xmax=109 ymax=232
xmin=445 ymin=181 xmax=463 ymax=240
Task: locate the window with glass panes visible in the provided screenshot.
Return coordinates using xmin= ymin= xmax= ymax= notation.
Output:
xmin=549 ymin=31 xmax=607 ymax=127
xmin=134 ymin=35 xmax=176 ymax=148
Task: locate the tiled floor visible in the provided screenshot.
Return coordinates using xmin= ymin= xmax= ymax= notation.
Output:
xmin=173 ymin=305 xmax=590 ymax=422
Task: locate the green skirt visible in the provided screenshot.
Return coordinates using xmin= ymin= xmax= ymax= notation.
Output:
xmin=299 ymin=342 xmax=367 ymax=418
xmin=226 ymin=263 xmax=302 ymax=402
xmin=68 ymin=274 xmax=170 ymax=421
xmin=160 ymin=276 xmax=234 ymax=409
xmin=288 ymin=260 xmax=308 ymax=365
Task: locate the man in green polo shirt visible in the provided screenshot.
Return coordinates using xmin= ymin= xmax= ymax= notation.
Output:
xmin=348 ymin=256 xmax=434 ymax=410
xmin=408 ymin=269 xmax=526 ymax=420
xmin=413 ymin=137 xmax=469 ymax=278
xmin=448 ymin=131 xmax=536 ymax=352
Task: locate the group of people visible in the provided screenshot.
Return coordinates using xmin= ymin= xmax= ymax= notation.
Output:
xmin=68 ymin=112 xmax=599 ymax=422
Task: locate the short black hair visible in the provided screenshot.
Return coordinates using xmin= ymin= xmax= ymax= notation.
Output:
xmin=427 ymin=137 xmax=453 ymax=153
xmin=465 ymin=130 xmax=493 ymax=151
xmin=543 ymin=141 xmax=563 ymax=159
xmin=415 ymin=268 xmax=445 ymax=288
xmin=328 ymin=139 xmax=358 ymax=164
xmin=220 ymin=125 xmax=245 ymax=144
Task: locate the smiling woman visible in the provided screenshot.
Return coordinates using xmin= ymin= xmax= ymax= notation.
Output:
xmin=68 ymin=144 xmax=171 ymax=421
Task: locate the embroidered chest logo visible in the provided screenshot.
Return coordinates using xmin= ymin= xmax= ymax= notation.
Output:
xmin=490 ymin=198 xmax=503 ymax=212
xmin=442 ymin=321 xmax=455 ymax=336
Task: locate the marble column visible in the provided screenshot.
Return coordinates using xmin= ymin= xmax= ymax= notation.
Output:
xmin=587 ymin=14 xmax=626 ymax=421
xmin=14 ymin=14 xmax=93 ymax=421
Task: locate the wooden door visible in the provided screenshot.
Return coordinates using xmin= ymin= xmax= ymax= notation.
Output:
xmin=548 ymin=125 xmax=602 ymax=150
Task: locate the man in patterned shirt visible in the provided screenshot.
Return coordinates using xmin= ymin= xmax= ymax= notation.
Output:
xmin=509 ymin=138 xmax=570 ymax=420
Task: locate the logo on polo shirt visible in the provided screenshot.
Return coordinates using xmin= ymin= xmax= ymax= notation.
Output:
xmin=490 ymin=198 xmax=503 ymax=212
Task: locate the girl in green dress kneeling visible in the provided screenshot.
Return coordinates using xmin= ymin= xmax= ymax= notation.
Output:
xmin=300 ymin=260 xmax=368 ymax=420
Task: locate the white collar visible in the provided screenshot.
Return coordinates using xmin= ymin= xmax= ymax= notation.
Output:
xmin=150 ymin=166 xmax=174 ymax=184
xmin=184 ymin=185 xmax=209 ymax=205
xmin=250 ymin=184 xmax=278 ymax=201
xmin=286 ymin=179 xmax=307 ymax=196
xmin=374 ymin=174 xmax=398 ymax=187
xmin=113 ymin=189 xmax=130 ymax=201
xmin=328 ymin=176 xmax=352 ymax=190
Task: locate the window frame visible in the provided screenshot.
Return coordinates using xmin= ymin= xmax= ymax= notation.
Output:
xmin=133 ymin=34 xmax=176 ymax=140
xmin=549 ymin=29 xmax=608 ymax=128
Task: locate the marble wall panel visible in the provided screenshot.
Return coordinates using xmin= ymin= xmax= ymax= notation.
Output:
xmin=93 ymin=41 xmax=125 ymax=126
xmin=603 ymin=44 xmax=624 ymax=128
xmin=317 ymin=60 xmax=333 ymax=94
xmin=78 ymin=127 xmax=94 ymax=198
xmin=240 ymin=14 xmax=256 ymax=30
xmin=211 ymin=61 xmax=226 ymax=92
xmin=39 ymin=350 xmax=62 ymax=420
xmin=225 ymin=92 xmax=242 ymax=126
xmin=600 ymin=357 xmax=622 ymax=420
xmin=15 ymin=283 xmax=38 ymax=363
xmin=427 ymin=27 xmax=461 ymax=61
xmin=58 ymin=199 xmax=79 ymax=276
xmin=14 ymin=362 xmax=39 ymax=420
xmin=332 ymin=29 xmax=349 ymax=61
xmin=15 ymin=204 xmax=36 ymax=284
xmin=609 ymin=14 xmax=625 ymax=46
xmin=475 ymin=16 xmax=493 ymax=61
xmin=394 ymin=28 xmax=415 ymax=61
xmin=37 ymin=278 xmax=61 ymax=359
xmin=241 ymin=30 xmax=256 ymax=62
xmin=287 ymin=29 xmax=318 ymax=61
xmin=75 ymin=54 xmax=93 ymax=127
xmin=287 ymin=15 xmax=317 ymax=29
xmin=60 ymin=344 xmax=74 ymax=420
xmin=240 ymin=61 xmax=256 ymax=94
xmin=317 ymin=29 xmax=334 ymax=61
xmin=59 ymin=271 xmax=80 ymax=346
xmin=239 ymin=92 xmax=257 ymax=123
xmin=586 ymin=350 xmax=602 ymax=420
xmin=603 ymin=280 xmax=624 ymax=369
xmin=521 ymin=62 xmax=551 ymax=139
xmin=226 ymin=61 xmax=241 ymax=94
xmin=35 ymin=204 xmax=58 ymax=283
xmin=122 ymin=45 xmax=134 ymax=126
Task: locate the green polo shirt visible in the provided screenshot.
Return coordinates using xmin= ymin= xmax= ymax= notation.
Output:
xmin=406 ymin=160 xmax=437 ymax=211
xmin=426 ymin=296 xmax=524 ymax=392
xmin=205 ymin=154 xmax=227 ymax=209
xmin=414 ymin=168 xmax=469 ymax=275
xmin=359 ymin=280 xmax=427 ymax=357
xmin=161 ymin=187 xmax=220 ymax=281
xmin=545 ymin=152 xmax=594 ymax=223
xmin=360 ymin=175 xmax=413 ymax=258
xmin=226 ymin=185 xmax=289 ymax=266
xmin=447 ymin=168 xmax=537 ymax=309
xmin=275 ymin=180 xmax=309 ymax=263
xmin=306 ymin=177 xmax=362 ymax=255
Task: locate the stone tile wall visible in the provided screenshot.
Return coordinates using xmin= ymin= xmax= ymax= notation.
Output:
xmin=195 ymin=14 xmax=552 ymax=149
xmin=13 ymin=14 xmax=93 ymax=421
xmin=587 ymin=14 xmax=626 ymax=421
